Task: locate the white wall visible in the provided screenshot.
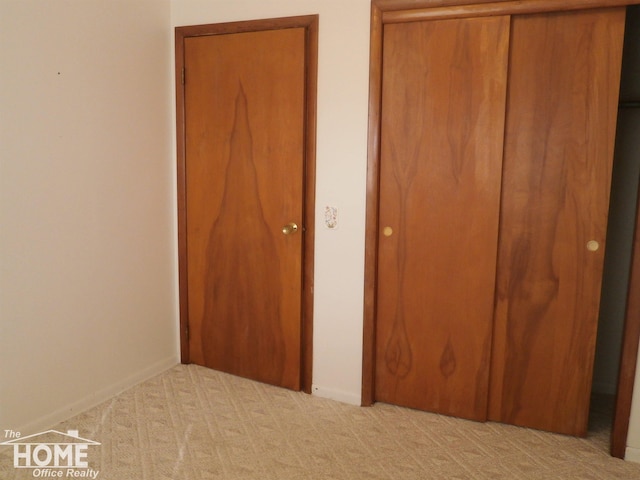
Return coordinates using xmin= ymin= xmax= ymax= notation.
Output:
xmin=171 ymin=0 xmax=372 ymax=405
xmin=0 ymin=0 xmax=178 ymax=433
xmin=627 ymin=333 xmax=640 ymax=461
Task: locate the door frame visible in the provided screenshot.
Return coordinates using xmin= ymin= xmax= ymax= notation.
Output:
xmin=175 ymin=15 xmax=318 ymax=393
xmin=363 ymin=0 xmax=640 ymax=457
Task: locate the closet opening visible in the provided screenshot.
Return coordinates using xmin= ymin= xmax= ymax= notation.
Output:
xmin=591 ymin=4 xmax=640 ymax=458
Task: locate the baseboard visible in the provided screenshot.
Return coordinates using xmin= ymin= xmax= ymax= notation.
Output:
xmin=626 ymin=446 xmax=640 ymax=463
xmin=311 ymin=384 xmax=361 ymax=406
xmin=15 ymin=355 xmax=178 ymax=436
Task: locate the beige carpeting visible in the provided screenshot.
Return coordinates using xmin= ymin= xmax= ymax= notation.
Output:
xmin=2 ymin=364 xmax=640 ymax=479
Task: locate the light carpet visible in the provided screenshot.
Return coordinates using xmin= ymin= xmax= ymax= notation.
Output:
xmin=2 ymin=364 xmax=640 ymax=479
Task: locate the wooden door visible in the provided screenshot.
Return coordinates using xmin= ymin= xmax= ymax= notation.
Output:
xmin=489 ymin=9 xmax=626 ymax=436
xmin=177 ymin=20 xmax=316 ymax=391
xmin=374 ymin=16 xmax=509 ymax=421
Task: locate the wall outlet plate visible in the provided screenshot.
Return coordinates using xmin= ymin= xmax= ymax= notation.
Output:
xmin=325 ymin=206 xmax=338 ymax=229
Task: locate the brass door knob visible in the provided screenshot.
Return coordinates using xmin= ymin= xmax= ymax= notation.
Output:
xmin=282 ymin=223 xmax=298 ymax=235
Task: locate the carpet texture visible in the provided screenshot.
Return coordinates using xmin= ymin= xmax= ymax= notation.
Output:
xmin=2 ymin=364 xmax=640 ymax=479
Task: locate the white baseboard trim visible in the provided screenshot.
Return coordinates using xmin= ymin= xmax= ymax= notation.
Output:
xmin=626 ymin=446 xmax=640 ymax=463
xmin=16 ymin=355 xmax=179 ymax=436
xmin=311 ymin=384 xmax=361 ymax=406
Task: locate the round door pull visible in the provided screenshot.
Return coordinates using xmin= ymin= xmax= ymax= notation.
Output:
xmin=282 ymin=223 xmax=298 ymax=235
xmin=586 ymin=240 xmax=600 ymax=252
xmin=383 ymin=226 xmax=393 ymax=237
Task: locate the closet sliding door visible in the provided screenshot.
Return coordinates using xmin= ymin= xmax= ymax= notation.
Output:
xmin=374 ymin=15 xmax=509 ymax=421
xmin=489 ymin=8 xmax=626 ymax=436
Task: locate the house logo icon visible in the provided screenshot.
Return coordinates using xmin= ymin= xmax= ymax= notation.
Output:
xmin=1 ymin=429 xmax=100 ymax=477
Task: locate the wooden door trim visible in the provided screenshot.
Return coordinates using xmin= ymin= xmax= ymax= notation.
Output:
xmin=376 ymin=0 xmax=640 ymax=23
xmin=612 ymin=181 xmax=640 ymax=458
xmin=175 ymin=15 xmax=318 ymax=393
xmin=362 ymin=2 xmax=384 ymax=406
